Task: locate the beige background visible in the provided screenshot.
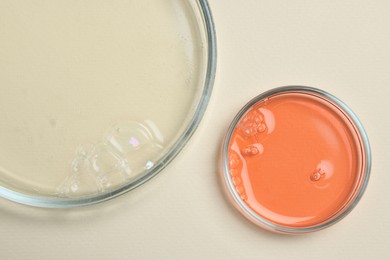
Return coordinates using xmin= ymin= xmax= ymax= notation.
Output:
xmin=1 ymin=0 xmax=390 ymax=259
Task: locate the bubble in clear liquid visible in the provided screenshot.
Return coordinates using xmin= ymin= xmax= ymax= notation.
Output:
xmin=57 ymin=170 xmax=98 ymax=197
xmin=70 ymin=181 xmax=79 ymax=193
xmin=104 ymin=121 xmax=163 ymax=176
xmin=70 ymin=144 xmax=93 ymax=174
xmin=57 ymin=120 xmax=165 ymax=197
xmin=89 ymin=144 xmax=123 ymax=174
xmin=58 ymin=175 xmax=77 ymax=195
xmin=96 ymin=174 xmax=113 ymax=192
xmin=104 ymin=121 xmax=163 ymax=156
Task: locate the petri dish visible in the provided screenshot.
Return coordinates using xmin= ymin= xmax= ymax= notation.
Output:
xmin=220 ymin=86 xmax=371 ymax=234
xmin=0 ymin=0 xmax=216 ymax=207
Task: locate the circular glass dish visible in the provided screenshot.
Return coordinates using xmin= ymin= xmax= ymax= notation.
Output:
xmin=220 ymin=86 xmax=371 ymax=234
xmin=0 ymin=0 xmax=216 ymax=207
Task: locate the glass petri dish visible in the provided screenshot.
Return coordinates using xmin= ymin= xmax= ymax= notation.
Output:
xmin=220 ymin=86 xmax=371 ymax=234
xmin=0 ymin=0 xmax=216 ymax=207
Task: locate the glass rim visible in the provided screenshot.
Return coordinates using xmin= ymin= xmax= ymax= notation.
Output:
xmin=221 ymin=86 xmax=372 ymax=234
xmin=0 ymin=0 xmax=217 ymax=208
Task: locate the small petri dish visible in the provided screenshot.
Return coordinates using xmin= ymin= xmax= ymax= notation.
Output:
xmin=0 ymin=0 xmax=216 ymax=207
xmin=221 ymin=86 xmax=371 ymax=234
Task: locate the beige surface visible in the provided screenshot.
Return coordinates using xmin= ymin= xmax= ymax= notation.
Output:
xmin=1 ymin=0 xmax=390 ymax=259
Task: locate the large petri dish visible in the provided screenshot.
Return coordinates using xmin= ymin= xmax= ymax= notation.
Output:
xmin=0 ymin=0 xmax=216 ymax=207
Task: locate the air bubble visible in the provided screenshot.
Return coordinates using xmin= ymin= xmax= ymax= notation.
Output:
xmin=241 ymin=125 xmax=257 ymax=137
xmin=89 ymin=144 xmax=123 ymax=175
xmin=70 ymin=182 xmax=79 ymax=193
xmin=118 ymin=159 xmax=132 ymax=176
xmin=232 ymin=176 xmax=241 ymax=186
xmin=58 ymin=175 xmax=78 ymax=195
xmin=96 ymin=175 xmax=111 ymax=192
xmin=238 ymin=109 xmax=266 ymax=138
xmin=254 ymin=115 xmax=263 ymax=124
xmin=241 ymin=146 xmax=259 ymax=156
xmin=71 ymin=156 xmax=88 ymax=174
xmin=58 ymin=120 xmax=165 ymax=197
xmin=236 ymin=185 xmax=244 ymax=195
xmin=104 ymin=121 xmax=163 ymax=156
xmin=257 ymin=123 xmax=266 ymax=133
xmin=57 ymin=171 xmax=98 ymax=197
xmin=104 ymin=121 xmax=163 ymax=176
xmin=310 ymin=169 xmax=325 ymax=182
xmin=228 ymin=152 xmax=241 ymax=169
xmin=230 ymin=169 xmax=238 ymax=177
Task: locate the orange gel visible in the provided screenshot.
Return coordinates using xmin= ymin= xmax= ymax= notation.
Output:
xmin=225 ymin=89 xmax=368 ymax=230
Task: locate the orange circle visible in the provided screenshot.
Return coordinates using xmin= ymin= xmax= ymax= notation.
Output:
xmin=227 ymin=91 xmax=364 ymax=228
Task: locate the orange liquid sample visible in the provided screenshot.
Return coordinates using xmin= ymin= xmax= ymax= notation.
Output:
xmin=228 ymin=92 xmax=362 ymax=228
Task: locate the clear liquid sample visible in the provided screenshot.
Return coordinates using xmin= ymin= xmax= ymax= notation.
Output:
xmin=0 ymin=0 xmax=208 ymax=196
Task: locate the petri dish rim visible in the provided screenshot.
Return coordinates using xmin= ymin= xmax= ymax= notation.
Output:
xmin=0 ymin=0 xmax=217 ymax=208
xmin=221 ymin=86 xmax=371 ymax=234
